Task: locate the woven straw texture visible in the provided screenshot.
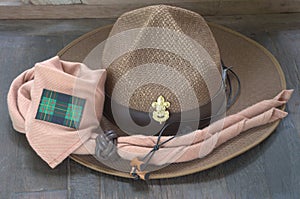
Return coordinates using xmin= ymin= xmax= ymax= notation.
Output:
xmin=57 ymin=5 xmax=286 ymax=179
xmin=104 ymin=5 xmax=222 ymax=113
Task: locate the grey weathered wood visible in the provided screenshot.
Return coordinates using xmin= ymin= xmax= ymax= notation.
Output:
xmin=222 ymin=146 xmax=271 ymax=199
xmin=10 ymin=190 xmax=68 ymax=199
xmin=1 ymin=1 xmax=300 ymax=19
xmin=68 ymin=160 xmax=101 ymax=199
xmin=0 ymin=35 xmax=68 ymax=197
xmin=219 ymin=18 xmax=300 ymax=199
xmin=0 ymin=14 xmax=299 ymax=198
xmin=253 ymin=30 xmax=300 ymax=199
xmin=216 ymin=19 xmax=300 ymax=199
xmin=0 ymin=19 xmax=115 ymax=36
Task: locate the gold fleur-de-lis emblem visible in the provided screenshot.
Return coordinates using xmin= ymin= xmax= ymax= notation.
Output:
xmin=151 ymin=95 xmax=170 ymax=124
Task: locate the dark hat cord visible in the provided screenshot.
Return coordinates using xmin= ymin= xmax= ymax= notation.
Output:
xmin=96 ymin=61 xmax=241 ymax=180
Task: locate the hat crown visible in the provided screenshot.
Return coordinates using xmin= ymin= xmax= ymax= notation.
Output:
xmin=104 ymin=5 xmax=222 ymax=113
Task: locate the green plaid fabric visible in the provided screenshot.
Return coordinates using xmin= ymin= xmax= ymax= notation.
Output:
xmin=35 ymin=89 xmax=86 ymax=129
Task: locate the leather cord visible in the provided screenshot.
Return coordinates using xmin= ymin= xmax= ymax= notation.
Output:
xmin=130 ymin=61 xmax=241 ymax=179
xmin=97 ymin=61 xmax=241 ymax=179
xmin=103 ymin=61 xmax=241 ymax=135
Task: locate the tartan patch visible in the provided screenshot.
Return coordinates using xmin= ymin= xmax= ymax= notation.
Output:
xmin=35 ymin=89 xmax=86 ymax=129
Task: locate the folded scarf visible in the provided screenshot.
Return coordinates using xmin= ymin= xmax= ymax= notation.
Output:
xmin=7 ymin=56 xmax=293 ymax=169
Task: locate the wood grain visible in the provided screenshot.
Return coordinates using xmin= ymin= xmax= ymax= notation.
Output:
xmin=0 ymin=0 xmax=21 ymax=5
xmin=0 ymin=14 xmax=299 ymax=198
xmin=256 ymin=30 xmax=300 ymax=199
xmin=10 ymin=190 xmax=67 ymax=199
xmin=0 ymin=35 xmax=68 ymax=197
xmin=0 ymin=1 xmax=300 ymax=19
xmin=68 ymin=160 xmax=101 ymax=199
xmin=29 ymin=0 xmax=81 ymax=5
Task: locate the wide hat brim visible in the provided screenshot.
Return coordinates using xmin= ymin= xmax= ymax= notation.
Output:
xmin=58 ymin=22 xmax=286 ymax=179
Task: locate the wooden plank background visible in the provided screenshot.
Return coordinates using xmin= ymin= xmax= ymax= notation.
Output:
xmin=0 ymin=13 xmax=299 ymax=198
xmin=0 ymin=0 xmax=300 ymax=19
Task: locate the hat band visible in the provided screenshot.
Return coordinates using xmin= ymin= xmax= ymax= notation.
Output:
xmin=7 ymin=56 xmax=293 ymax=180
xmin=98 ymin=89 xmax=292 ymax=180
xmin=103 ymin=62 xmax=240 ymax=136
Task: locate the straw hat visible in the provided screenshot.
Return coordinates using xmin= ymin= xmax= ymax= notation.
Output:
xmin=57 ymin=5 xmax=287 ymax=179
